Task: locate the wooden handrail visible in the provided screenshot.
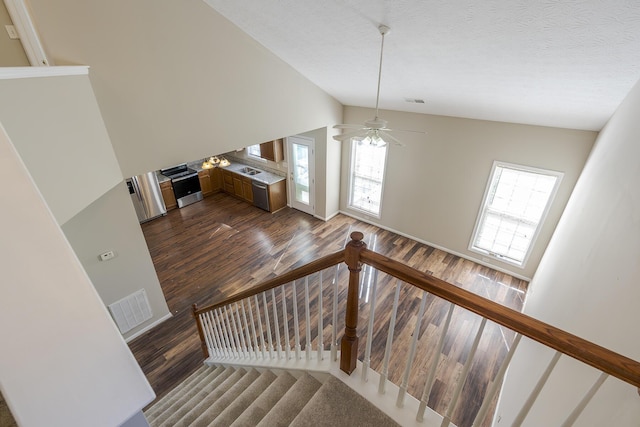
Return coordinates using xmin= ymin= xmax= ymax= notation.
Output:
xmin=193 ymin=249 xmax=345 ymax=316
xmin=360 ymin=248 xmax=640 ymax=388
xmin=192 ymin=231 xmax=640 ymax=390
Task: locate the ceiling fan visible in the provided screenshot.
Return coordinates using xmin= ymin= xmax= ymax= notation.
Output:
xmin=333 ymin=24 xmax=426 ymax=147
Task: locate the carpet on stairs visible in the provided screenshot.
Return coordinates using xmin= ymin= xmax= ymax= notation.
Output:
xmin=144 ymin=364 xmax=401 ymax=427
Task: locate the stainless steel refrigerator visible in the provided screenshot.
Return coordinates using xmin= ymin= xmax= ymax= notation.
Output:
xmin=126 ymin=172 xmax=167 ymax=223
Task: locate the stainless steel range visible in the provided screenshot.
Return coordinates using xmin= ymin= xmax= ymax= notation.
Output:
xmin=160 ymin=163 xmax=203 ymax=208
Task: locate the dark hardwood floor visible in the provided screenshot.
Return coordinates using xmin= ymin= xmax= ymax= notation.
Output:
xmin=128 ymin=192 xmax=528 ymax=426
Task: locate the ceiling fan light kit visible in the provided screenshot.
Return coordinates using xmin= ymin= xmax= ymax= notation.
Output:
xmin=333 ymin=24 xmax=424 ymax=147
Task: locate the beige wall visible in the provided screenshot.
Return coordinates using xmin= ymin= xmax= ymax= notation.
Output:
xmin=495 ymin=77 xmax=640 ymax=426
xmin=0 ymin=74 xmax=123 ymax=225
xmin=0 ymin=2 xmax=29 ymax=66
xmin=0 ymin=124 xmax=154 ymax=427
xmin=340 ymin=106 xmax=597 ymax=278
xmin=62 ymin=182 xmax=171 ymax=341
xmin=28 ymin=0 xmax=343 ymax=178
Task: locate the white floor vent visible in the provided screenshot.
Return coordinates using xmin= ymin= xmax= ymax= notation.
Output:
xmin=108 ymin=289 xmax=153 ymax=334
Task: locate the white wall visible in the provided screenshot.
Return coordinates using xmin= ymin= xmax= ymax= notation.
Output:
xmin=340 ymin=106 xmax=596 ymax=278
xmin=28 ymin=0 xmax=343 ymax=178
xmin=61 ymin=182 xmax=171 ymax=341
xmin=0 ymin=73 xmax=123 ymax=225
xmin=0 ymin=123 xmax=154 ymax=427
xmin=494 ymin=78 xmax=640 ymax=425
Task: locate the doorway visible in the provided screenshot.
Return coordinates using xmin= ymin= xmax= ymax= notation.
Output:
xmin=287 ymin=135 xmax=315 ymax=216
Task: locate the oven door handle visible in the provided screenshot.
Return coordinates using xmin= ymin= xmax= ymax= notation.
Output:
xmin=172 ymin=173 xmax=198 ymax=182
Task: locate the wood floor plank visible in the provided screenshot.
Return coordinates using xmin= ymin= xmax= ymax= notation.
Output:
xmin=128 ymin=192 xmax=528 ymax=426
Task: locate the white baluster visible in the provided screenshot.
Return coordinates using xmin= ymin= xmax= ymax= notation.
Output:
xmin=199 ymin=313 xmax=214 ymax=356
xmin=246 ymin=298 xmax=259 ymax=358
xmin=379 ymin=280 xmax=402 ymax=394
xmin=317 ymin=270 xmax=324 ymax=361
xmin=513 ymin=351 xmax=562 ymax=426
xmin=440 ymin=317 xmax=488 ymax=427
xmin=292 ymin=280 xmax=301 ymax=359
xmin=362 ymin=267 xmax=379 ymax=382
xmin=271 ymin=289 xmax=282 ymax=358
xmin=205 ymin=311 xmax=222 ymax=357
xmin=213 ymin=309 xmax=230 ymax=358
xmin=261 ymin=293 xmax=274 ymax=359
xmin=233 ymin=303 xmax=248 ymax=357
xmin=304 ymin=276 xmax=312 ymax=360
xmin=200 ymin=311 xmax=221 ymax=356
xmin=281 ymin=285 xmax=291 ymax=360
xmin=560 ymin=372 xmax=608 ymax=427
xmin=253 ymin=295 xmax=266 ymax=359
xmin=397 ymin=291 xmax=428 ymax=408
xmin=207 ymin=311 xmax=223 ymax=358
xmin=229 ymin=304 xmax=246 ymax=357
xmin=417 ymin=302 xmax=455 ymax=421
xmin=222 ymin=307 xmax=239 ymax=358
xmin=331 ymin=264 xmax=340 ymax=362
xmin=470 ymin=333 xmax=522 ymax=426
xmin=239 ymin=300 xmax=254 ymax=356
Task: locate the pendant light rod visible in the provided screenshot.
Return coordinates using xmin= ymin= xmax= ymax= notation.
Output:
xmin=374 ymin=25 xmax=390 ymax=120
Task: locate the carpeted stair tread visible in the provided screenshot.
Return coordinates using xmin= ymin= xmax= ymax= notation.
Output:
xmin=152 ymin=367 xmax=239 ymax=426
xmin=290 ymin=376 xmax=400 ymax=427
xmin=145 ymin=365 xmax=217 ymax=421
xmin=211 ymin=370 xmax=277 ymax=426
xmin=185 ymin=368 xmax=261 ymax=426
xmin=255 ymin=373 xmax=322 ymax=427
xmin=157 ymin=368 xmax=246 ymax=427
xmin=229 ymin=371 xmax=297 ymax=427
xmin=148 ymin=366 xmax=225 ymax=424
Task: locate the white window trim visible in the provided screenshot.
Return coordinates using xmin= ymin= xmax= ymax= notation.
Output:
xmin=469 ymin=160 xmax=563 ymax=268
xmin=346 ymin=138 xmax=389 ymax=218
xmin=245 ymin=144 xmax=267 ymax=162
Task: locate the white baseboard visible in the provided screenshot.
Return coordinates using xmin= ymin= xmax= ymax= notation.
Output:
xmin=313 ymin=210 xmax=340 ymax=222
xmin=338 ymin=210 xmax=531 ymax=282
xmin=125 ymin=312 xmax=173 ymax=343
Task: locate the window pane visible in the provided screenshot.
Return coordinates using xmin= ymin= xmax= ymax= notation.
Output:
xmin=471 ymin=163 xmax=562 ymax=266
xmin=348 ymin=138 xmax=387 ymax=216
xmin=247 ymin=145 xmax=261 ymax=157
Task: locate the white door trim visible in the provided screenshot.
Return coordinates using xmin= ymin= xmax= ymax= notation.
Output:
xmin=286 ymin=135 xmax=315 ymax=216
xmin=3 ymin=0 xmax=51 ymax=66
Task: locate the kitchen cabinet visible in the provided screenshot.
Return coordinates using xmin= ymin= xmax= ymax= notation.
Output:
xmin=210 ymin=168 xmax=222 ymax=192
xmin=221 ymin=167 xmax=285 ymax=212
xmin=222 ymin=169 xmax=235 ymax=194
xmin=242 ymin=177 xmax=254 ymax=203
xmin=268 ymin=180 xmax=287 ymax=213
xmin=198 ymin=169 xmax=213 ymax=197
xmin=159 ymin=180 xmax=177 ymax=211
xmin=259 ymin=138 xmax=284 ymax=162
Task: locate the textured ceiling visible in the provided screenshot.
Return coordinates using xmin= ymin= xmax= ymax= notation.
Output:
xmin=204 ymin=0 xmax=640 ymax=131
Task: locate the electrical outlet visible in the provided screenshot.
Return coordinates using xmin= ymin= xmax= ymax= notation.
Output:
xmin=99 ymin=250 xmax=116 ymax=261
xmin=5 ymin=25 xmax=19 ymax=40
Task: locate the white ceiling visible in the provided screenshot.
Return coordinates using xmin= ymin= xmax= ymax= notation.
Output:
xmin=204 ymin=0 xmax=640 ymax=131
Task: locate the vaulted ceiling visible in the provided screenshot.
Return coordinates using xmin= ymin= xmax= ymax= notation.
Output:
xmin=205 ymin=0 xmax=640 ymax=131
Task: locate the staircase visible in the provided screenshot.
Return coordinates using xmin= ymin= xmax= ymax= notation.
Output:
xmin=144 ymin=364 xmax=400 ymax=427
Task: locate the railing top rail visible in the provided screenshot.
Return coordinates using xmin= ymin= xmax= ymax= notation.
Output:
xmin=360 ymin=248 xmax=640 ymax=388
xmin=193 ymin=249 xmax=345 ymax=316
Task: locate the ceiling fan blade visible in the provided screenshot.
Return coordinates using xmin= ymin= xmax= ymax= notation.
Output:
xmin=379 ymin=130 xmax=406 ymax=147
xmin=332 ymin=129 xmax=367 ymax=141
xmin=333 ymin=124 xmax=365 ymax=130
xmin=386 ymin=128 xmax=427 ymax=134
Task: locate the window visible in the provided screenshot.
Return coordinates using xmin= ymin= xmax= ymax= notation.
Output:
xmin=470 ymin=161 xmax=563 ymax=267
xmin=348 ymin=137 xmax=388 ymax=217
xmin=246 ymin=144 xmax=261 ymax=158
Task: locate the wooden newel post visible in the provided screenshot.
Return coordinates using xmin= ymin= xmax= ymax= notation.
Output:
xmin=192 ymin=304 xmax=209 ymax=358
xmin=340 ymin=231 xmax=366 ymax=374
